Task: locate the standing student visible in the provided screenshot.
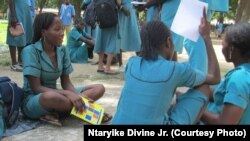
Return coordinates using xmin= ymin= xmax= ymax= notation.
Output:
xmin=21 ymin=13 xmax=112 ymax=125
xmin=116 ymin=0 xmax=141 ymax=72
xmin=94 ymin=0 xmax=120 ymax=74
xmin=183 ymin=0 xmax=229 ymax=73
xmin=112 ymin=9 xmax=220 ymax=124
xmin=201 ymin=23 xmax=250 ymax=125
xmin=82 ymin=0 xmax=96 ymax=59
xmin=6 ymin=0 xmax=33 ymax=72
xmin=27 ymin=0 xmax=36 ymax=21
xmin=67 ymin=18 xmax=94 ymax=64
xmin=59 ymin=0 xmax=75 ymax=38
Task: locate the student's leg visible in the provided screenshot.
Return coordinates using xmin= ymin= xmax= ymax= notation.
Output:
xmin=105 ymin=53 xmax=115 ymax=73
xmin=79 ymin=84 xmax=105 ymax=101
xmin=22 ymin=92 xmax=72 ymax=119
xmin=97 ymin=52 xmax=105 ymax=71
xmin=17 ymin=46 xmax=24 ymax=64
xmin=9 ymin=45 xmax=17 ymax=65
xmin=168 ymin=85 xmax=211 ymax=125
xmin=117 ymin=50 xmax=122 ymax=67
xmin=39 ymin=92 xmax=73 ymax=113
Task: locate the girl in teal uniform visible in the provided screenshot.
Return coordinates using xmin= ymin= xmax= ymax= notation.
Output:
xmin=112 ymin=10 xmax=220 ymax=124
xmin=22 ymin=13 xmax=111 ymax=125
xmin=7 ymin=0 xmax=33 ymax=71
xmin=183 ymin=0 xmax=229 ymax=73
xmin=94 ymin=0 xmax=120 ymax=74
xmin=201 ymin=23 xmax=250 ymax=125
xmin=117 ymin=0 xmax=140 ymax=52
xmin=67 ymin=18 xmax=94 ymax=64
xmin=116 ymin=0 xmax=141 ymax=72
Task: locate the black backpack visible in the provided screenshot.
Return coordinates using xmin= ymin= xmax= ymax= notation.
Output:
xmin=83 ymin=0 xmax=118 ymax=29
xmin=83 ymin=2 xmax=97 ymax=29
xmin=0 ymin=76 xmax=23 ymax=127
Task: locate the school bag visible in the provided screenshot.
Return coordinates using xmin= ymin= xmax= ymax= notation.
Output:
xmin=83 ymin=2 xmax=97 ymax=28
xmin=0 ymin=76 xmax=23 ymax=128
xmin=83 ymin=0 xmax=118 ymax=29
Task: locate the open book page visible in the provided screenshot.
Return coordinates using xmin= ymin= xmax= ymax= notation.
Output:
xmin=9 ymin=23 xmax=25 ymax=37
xmin=71 ymin=97 xmax=105 ymax=125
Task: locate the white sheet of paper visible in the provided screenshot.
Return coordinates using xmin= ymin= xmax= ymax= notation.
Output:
xmin=131 ymin=1 xmax=146 ymax=5
xmin=171 ymin=0 xmax=208 ymax=42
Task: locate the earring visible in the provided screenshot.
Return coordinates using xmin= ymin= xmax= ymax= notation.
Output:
xmin=229 ymin=47 xmax=234 ymax=60
xmin=229 ymin=50 xmax=232 ymax=60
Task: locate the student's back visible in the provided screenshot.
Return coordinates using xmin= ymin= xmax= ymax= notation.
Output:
xmin=112 ymin=56 xmax=206 ymax=124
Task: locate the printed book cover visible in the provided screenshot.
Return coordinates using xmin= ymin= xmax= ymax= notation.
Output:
xmin=8 ymin=23 xmax=25 ymax=37
xmin=71 ymin=97 xmax=105 ymax=125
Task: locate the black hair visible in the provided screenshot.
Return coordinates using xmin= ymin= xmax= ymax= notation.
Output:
xmin=139 ymin=21 xmax=171 ymax=60
xmin=74 ymin=17 xmax=84 ymax=25
xmin=32 ymin=12 xmax=57 ymax=43
xmin=225 ymin=22 xmax=250 ymax=58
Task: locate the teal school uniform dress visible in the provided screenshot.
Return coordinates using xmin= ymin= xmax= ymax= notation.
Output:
xmin=94 ymin=25 xmax=119 ymax=54
xmin=146 ymin=6 xmax=158 ymax=22
xmin=67 ymin=27 xmax=89 ymax=64
xmin=6 ymin=0 xmax=33 ymax=47
xmin=112 ymin=56 xmax=207 ymax=124
xmin=21 ymin=40 xmax=84 ymax=119
xmin=207 ymin=63 xmax=250 ymax=124
xmin=117 ymin=0 xmax=141 ymax=52
xmin=183 ymin=0 xmax=229 ymax=73
xmin=161 ymin=0 xmax=184 ymax=53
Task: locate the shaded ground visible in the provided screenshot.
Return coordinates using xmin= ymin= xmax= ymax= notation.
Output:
xmin=0 ymin=35 xmax=233 ymax=141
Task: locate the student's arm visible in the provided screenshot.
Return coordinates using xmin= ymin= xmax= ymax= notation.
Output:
xmin=71 ymin=5 xmax=76 ymax=17
xmin=115 ymin=0 xmax=130 ymax=16
xmin=9 ymin=0 xmax=17 ymax=26
xmin=79 ymin=36 xmax=94 ymax=47
xmin=201 ymin=105 xmax=244 ymax=125
xmin=199 ymin=8 xmax=220 ymax=85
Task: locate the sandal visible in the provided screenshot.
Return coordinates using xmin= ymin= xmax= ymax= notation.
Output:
xmin=40 ymin=114 xmax=62 ymax=127
xmin=10 ymin=64 xmax=23 ymax=72
xmin=102 ymin=113 xmax=112 ymax=123
xmin=104 ymin=70 xmax=119 ymax=75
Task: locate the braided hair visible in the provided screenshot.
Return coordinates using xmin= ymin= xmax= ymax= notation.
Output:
xmin=139 ymin=21 xmax=171 ymax=60
xmin=225 ymin=22 xmax=250 ymax=59
xmin=32 ymin=12 xmax=57 ymax=43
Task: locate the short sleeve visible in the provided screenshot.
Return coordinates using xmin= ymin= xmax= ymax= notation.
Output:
xmin=62 ymin=47 xmax=73 ymax=75
xmin=224 ymin=71 xmax=250 ymax=109
xmin=71 ymin=5 xmax=75 ymax=16
xmin=176 ymin=62 xmax=206 ymax=87
xmin=70 ymin=29 xmax=82 ymax=41
xmin=22 ymin=46 xmax=41 ymax=78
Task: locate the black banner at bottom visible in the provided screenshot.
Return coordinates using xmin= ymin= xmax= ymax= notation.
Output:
xmin=84 ymin=125 xmax=250 ymax=140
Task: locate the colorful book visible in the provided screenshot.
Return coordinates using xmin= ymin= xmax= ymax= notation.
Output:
xmin=71 ymin=97 xmax=104 ymax=125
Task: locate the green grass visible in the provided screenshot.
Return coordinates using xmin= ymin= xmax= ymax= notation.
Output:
xmin=0 ymin=20 xmax=8 ymax=46
xmin=0 ymin=51 xmax=10 ymax=66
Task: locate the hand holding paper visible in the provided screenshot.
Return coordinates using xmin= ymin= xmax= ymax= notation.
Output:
xmin=199 ymin=7 xmax=210 ymax=39
xmin=171 ymin=0 xmax=208 ymax=42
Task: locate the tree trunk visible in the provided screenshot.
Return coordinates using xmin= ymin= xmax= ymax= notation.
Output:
xmin=57 ymin=0 xmax=64 ymax=15
xmin=240 ymin=0 xmax=250 ymax=22
xmin=39 ymin=0 xmax=47 ymax=14
xmin=235 ymin=0 xmax=250 ymax=23
xmin=72 ymin=0 xmax=82 ymax=19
